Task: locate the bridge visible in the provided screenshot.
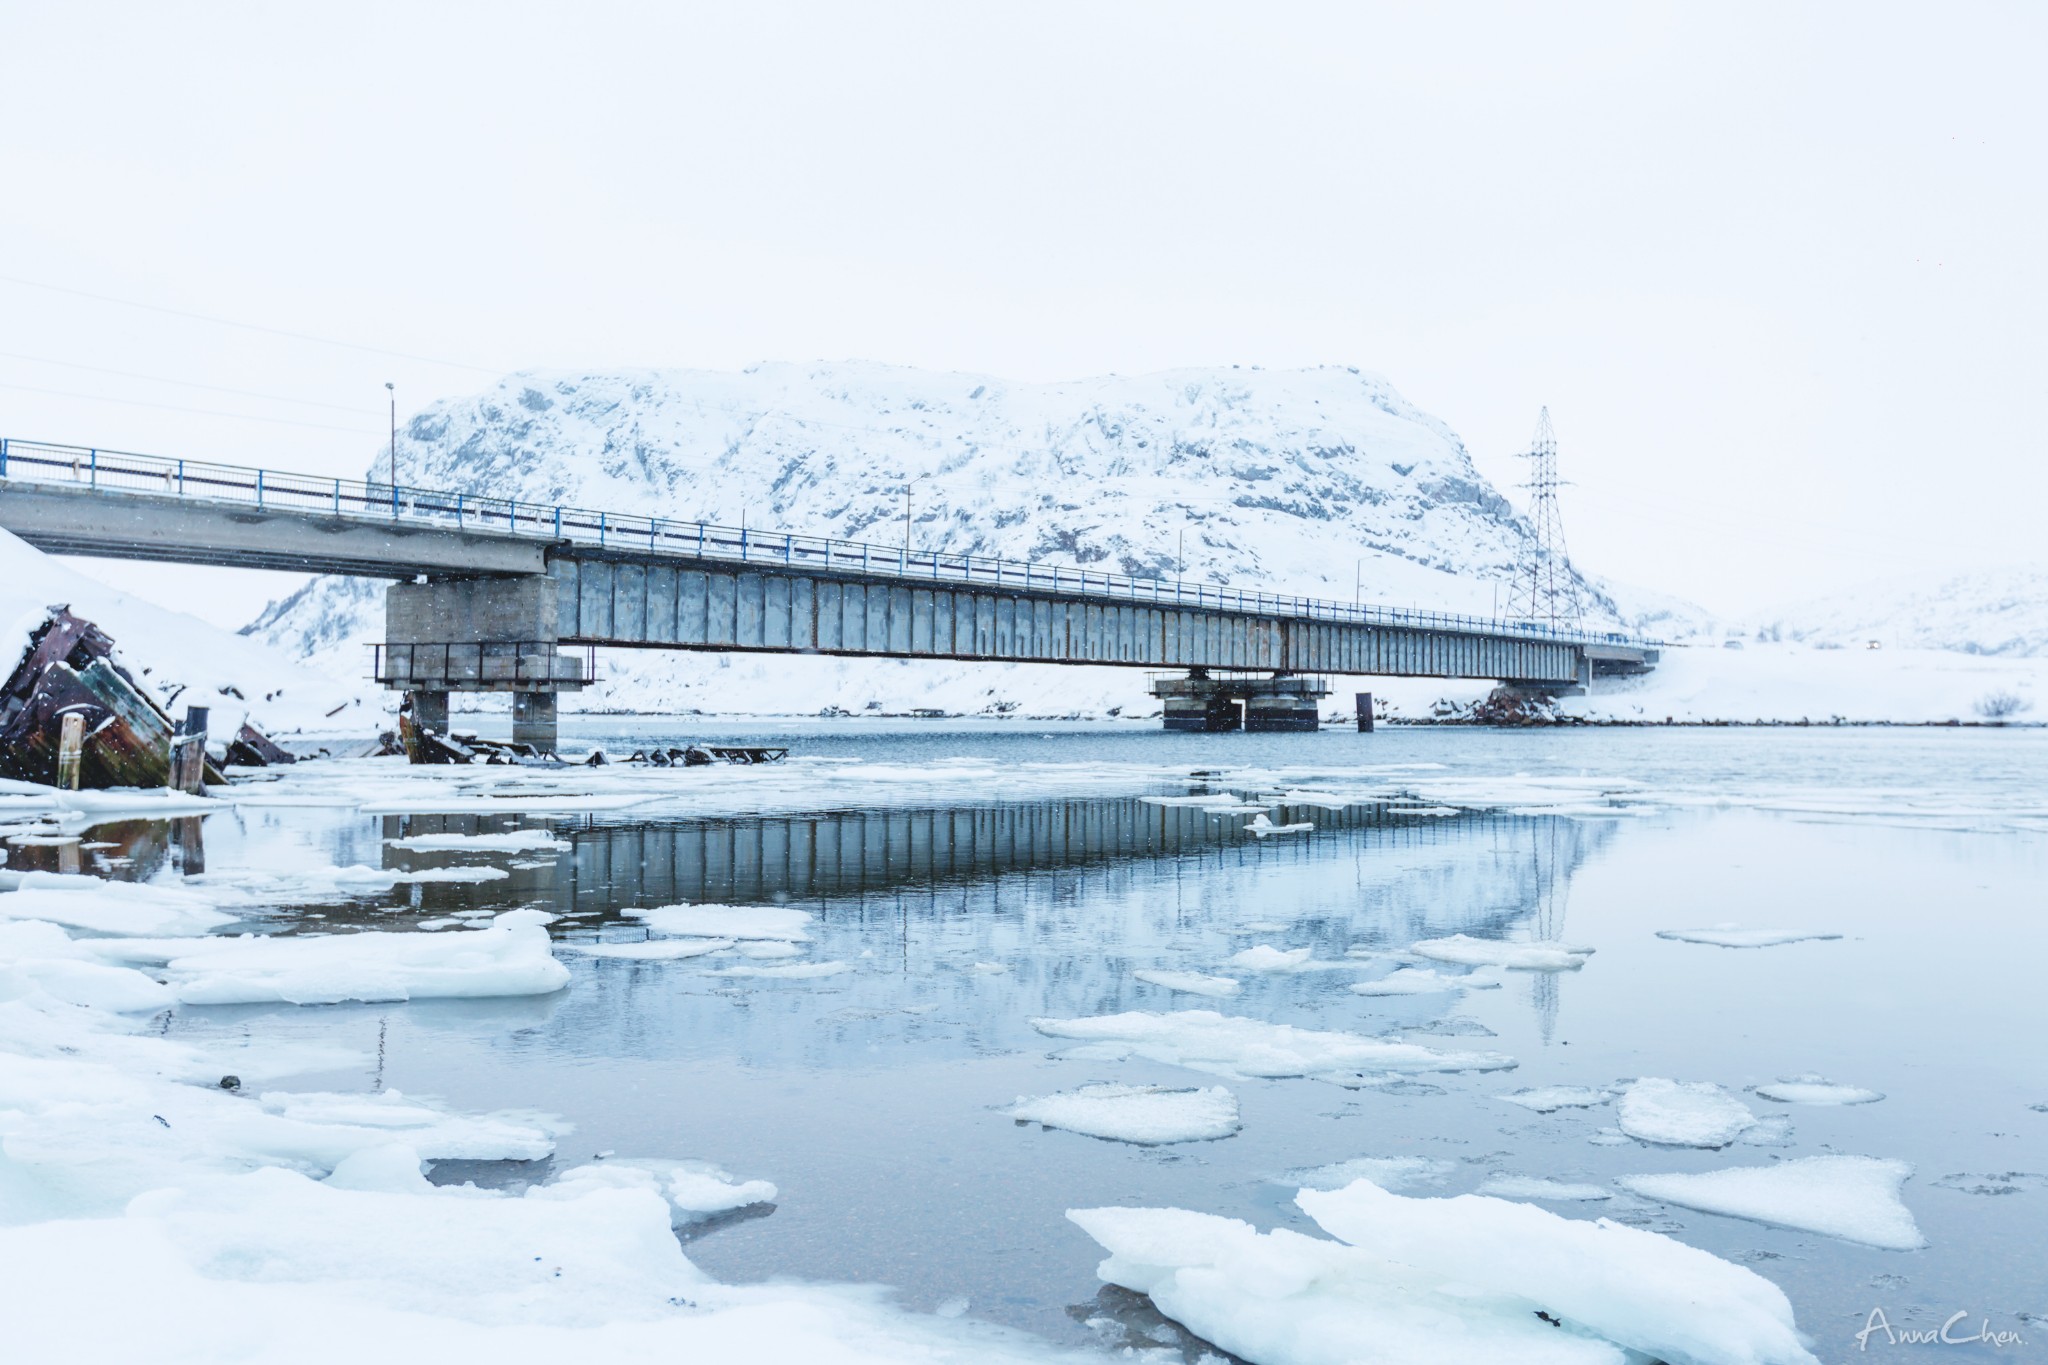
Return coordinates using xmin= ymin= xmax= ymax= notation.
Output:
xmin=0 ymin=437 xmax=1657 ymax=749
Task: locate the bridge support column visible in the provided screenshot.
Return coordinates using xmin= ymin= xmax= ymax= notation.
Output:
xmin=1148 ymin=670 xmax=1329 ymax=733
xmin=512 ymin=691 xmax=558 ymax=754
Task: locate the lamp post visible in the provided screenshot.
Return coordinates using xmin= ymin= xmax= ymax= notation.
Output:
xmin=384 ymin=382 xmax=396 ymax=490
xmin=903 ymin=473 xmax=929 ymax=558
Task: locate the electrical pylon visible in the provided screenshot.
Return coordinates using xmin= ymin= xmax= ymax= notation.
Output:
xmin=1503 ymin=407 xmax=1586 ymax=629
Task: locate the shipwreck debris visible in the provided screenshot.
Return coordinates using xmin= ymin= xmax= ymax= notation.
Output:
xmin=0 ymin=606 xmax=228 ymax=790
xmin=223 ymin=723 xmax=298 ymax=768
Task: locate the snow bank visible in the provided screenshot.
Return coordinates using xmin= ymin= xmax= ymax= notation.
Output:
xmin=1617 ymin=1078 xmax=1757 ymax=1148
xmin=1755 ymin=1075 xmax=1884 ymax=1105
xmin=1133 ymin=969 xmax=1240 ymax=998
xmin=88 ymin=910 xmax=570 ymax=1005
xmin=1656 ymin=927 xmax=1842 ymax=948
xmin=1411 ymin=934 xmax=1595 ymax=971
xmin=1071 ymin=1179 xmax=1818 ymax=1365
xmin=1006 ymin=1084 xmax=1240 ymax=1145
xmin=1029 ymin=1009 xmax=1515 ymax=1080
xmin=627 ymin=903 xmax=814 ymax=941
xmin=1620 ymin=1156 xmax=1925 ymax=1250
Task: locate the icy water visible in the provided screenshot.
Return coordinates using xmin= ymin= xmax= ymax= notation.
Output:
xmin=49 ymin=725 xmax=2048 ymax=1361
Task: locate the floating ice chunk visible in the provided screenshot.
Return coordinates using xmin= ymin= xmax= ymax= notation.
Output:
xmin=1237 ymin=920 xmax=1290 ymax=933
xmin=1225 ymin=945 xmax=1313 ymax=972
xmin=1656 ymin=926 xmax=1843 ymax=948
xmin=323 ymin=1143 xmax=434 ymax=1194
xmin=541 ymin=1158 xmax=777 ymax=1219
xmin=1618 ymin=1078 xmax=1757 ymax=1148
xmin=1072 ymin=1181 xmax=1818 ymax=1365
xmin=0 ymin=920 xmax=178 ymax=1013
xmin=1134 ymin=969 xmax=1240 ymax=998
xmin=1273 ymin=789 xmax=1354 ymax=810
xmin=1476 ymin=1176 xmax=1612 ymax=1201
xmin=1244 ymin=813 xmax=1314 ymax=837
xmin=736 ymin=940 xmax=803 ymax=959
xmin=1007 ymin=1083 xmax=1239 ymax=1145
xmin=385 ymin=829 xmax=569 ymax=852
xmin=88 ymin=910 xmax=570 ymax=1005
xmin=0 ymin=872 xmax=235 ymax=937
xmin=1755 ymin=1075 xmax=1884 ymax=1105
xmin=708 ymin=960 xmax=850 ymax=979
xmin=558 ymin=938 xmax=734 ymax=960
xmin=627 ymin=903 xmax=814 ymax=941
xmin=1141 ymin=793 xmax=1264 ymax=808
xmin=1282 ymin=1155 xmax=1456 ymax=1192
xmin=1499 ymin=1085 xmax=1616 ymax=1113
xmin=1411 ymin=934 xmax=1594 ymax=971
xmin=1295 ymin=1180 xmax=1818 ymax=1365
xmin=968 ymin=960 xmax=1009 ymax=974
xmin=1349 ymin=967 xmax=1488 ymax=996
xmin=1620 ymin=1156 xmax=1925 ymax=1250
xmin=1030 ymin=1009 xmax=1515 ymax=1080
xmin=390 ymin=865 xmax=510 ymax=884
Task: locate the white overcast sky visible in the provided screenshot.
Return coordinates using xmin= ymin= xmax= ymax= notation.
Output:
xmin=2 ymin=2 xmax=2041 ymax=626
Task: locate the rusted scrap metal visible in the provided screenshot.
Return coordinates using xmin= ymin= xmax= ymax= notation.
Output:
xmin=0 ymin=607 xmax=228 ymax=789
xmin=223 ymin=722 xmax=298 ymax=767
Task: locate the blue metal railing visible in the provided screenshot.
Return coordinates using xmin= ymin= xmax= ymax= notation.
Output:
xmin=0 ymin=436 xmax=1652 ymax=649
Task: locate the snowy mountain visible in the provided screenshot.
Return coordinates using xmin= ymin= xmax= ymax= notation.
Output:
xmin=1744 ymin=567 xmax=2048 ymax=656
xmin=245 ymin=361 xmax=1622 ymax=714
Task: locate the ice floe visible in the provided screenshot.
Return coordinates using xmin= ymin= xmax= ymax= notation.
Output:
xmin=1475 ymin=1175 xmax=1612 ymax=1201
xmin=1133 ymin=968 xmax=1240 ymax=997
xmin=626 ymin=903 xmax=814 ymax=941
xmin=558 ymin=937 xmax=735 ymax=960
xmin=1617 ymin=1078 xmax=1759 ymax=1148
xmin=385 ymin=829 xmax=570 ymax=853
xmin=539 ymin=1157 xmax=778 ymax=1219
xmin=86 ymin=910 xmax=570 ymax=1005
xmin=1071 ymin=1178 xmax=1817 ymax=1365
xmin=1755 ymin=1074 xmax=1884 ymax=1105
xmin=1006 ymin=1083 xmax=1240 ymax=1144
xmin=0 ymin=871 xmax=236 ymax=936
xmin=1410 ymin=933 xmax=1594 ymax=971
xmin=1620 ymin=1155 xmax=1925 ymax=1250
xmin=1281 ymin=1155 xmax=1456 ymax=1192
xmin=1498 ymin=1085 xmax=1617 ymax=1113
xmin=1349 ymin=966 xmax=1495 ymax=996
xmin=1244 ymin=813 xmax=1314 ymax=837
xmin=1656 ymin=926 xmax=1843 ymax=948
xmin=1030 ymin=1009 xmax=1515 ymax=1080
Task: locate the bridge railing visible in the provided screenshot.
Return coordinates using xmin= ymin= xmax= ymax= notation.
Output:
xmin=0 ymin=436 xmax=1652 ymax=649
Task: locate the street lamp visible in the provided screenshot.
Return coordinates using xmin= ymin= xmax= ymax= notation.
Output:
xmin=385 ymin=382 xmax=397 ymax=490
xmin=903 ymin=473 xmax=929 ymax=557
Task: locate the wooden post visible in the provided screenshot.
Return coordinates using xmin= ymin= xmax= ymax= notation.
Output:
xmin=168 ymin=706 xmax=209 ymax=794
xmin=56 ymin=712 xmax=85 ymax=789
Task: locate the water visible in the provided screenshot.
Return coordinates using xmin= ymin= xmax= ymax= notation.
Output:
xmin=45 ymin=725 xmax=2048 ymax=1359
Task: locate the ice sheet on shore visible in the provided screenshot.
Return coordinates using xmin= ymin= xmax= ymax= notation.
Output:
xmin=1498 ymin=1085 xmax=1616 ymax=1113
xmin=1620 ymin=1156 xmax=1925 ymax=1250
xmin=627 ymin=903 xmax=814 ymax=941
xmin=1030 ymin=1009 xmax=1515 ymax=1080
xmin=1072 ymin=1178 xmax=1817 ymax=1365
xmin=1656 ymin=926 xmax=1843 ymax=948
xmin=1755 ymin=1074 xmax=1884 ymax=1105
xmin=1007 ymin=1083 xmax=1240 ymax=1145
xmin=86 ymin=910 xmax=570 ymax=1004
xmin=1411 ymin=933 xmax=1595 ymax=971
xmin=1133 ymin=968 xmax=1240 ymax=997
xmin=1618 ymin=1078 xmax=1758 ymax=1148
xmin=0 ymin=872 xmax=236 ymax=936
xmin=385 ymin=829 xmax=570 ymax=852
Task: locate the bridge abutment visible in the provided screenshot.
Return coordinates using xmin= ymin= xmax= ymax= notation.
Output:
xmin=377 ymin=577 xmax=587 ymax=757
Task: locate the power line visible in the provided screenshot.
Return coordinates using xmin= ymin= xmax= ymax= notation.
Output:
xmin=0 ymin=349 xmax=384 ymax=416
xmin=0 ymin=273 xmax=504 ymax=375
xmin=0 ymin=381 xmax=381 ymax=436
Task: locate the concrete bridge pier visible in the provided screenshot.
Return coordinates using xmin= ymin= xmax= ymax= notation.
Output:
xmin=376 ymin=577 xmax=589 ymax=757
xmin=1149 ymin=670 xmax=1330 ymax=733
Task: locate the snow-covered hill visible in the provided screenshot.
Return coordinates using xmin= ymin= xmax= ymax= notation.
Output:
xmin=1744 ymin=567 xmax=2048 ymax=657
xmin=245 ymin=361 xmax=1622 ymax=714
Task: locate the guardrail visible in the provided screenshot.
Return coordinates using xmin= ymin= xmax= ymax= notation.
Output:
xmin=0 ymin=436 xmax=1654 ymax=649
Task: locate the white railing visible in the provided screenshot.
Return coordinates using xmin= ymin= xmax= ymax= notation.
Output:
xmin=0 ymin=437 xmax=1651 ymax=649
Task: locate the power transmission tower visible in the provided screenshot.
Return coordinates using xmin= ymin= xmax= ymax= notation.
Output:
xmin=1503 ymin=407 xmax=1586 ymax=629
